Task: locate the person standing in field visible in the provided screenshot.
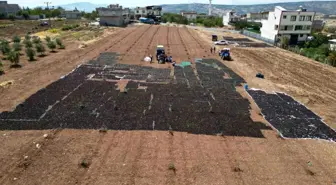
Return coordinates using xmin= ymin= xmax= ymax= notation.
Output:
xmin=210 ymin=47 xmax=213 ymax=53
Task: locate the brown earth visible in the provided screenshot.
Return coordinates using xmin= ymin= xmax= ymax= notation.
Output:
xmin=0 ymin=25 xmax=335 ymax=185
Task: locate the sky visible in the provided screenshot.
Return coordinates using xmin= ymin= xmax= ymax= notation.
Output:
xmin=7 ymin=0 xmax=334 ymax=8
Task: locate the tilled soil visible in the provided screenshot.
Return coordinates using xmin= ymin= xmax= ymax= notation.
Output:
xmin=0 ymin=25 xmax=336 ymax=185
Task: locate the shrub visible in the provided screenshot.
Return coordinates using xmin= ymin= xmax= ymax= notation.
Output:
xmin=45 ymin=36 xmax=51 ymax=43
xmin=8 ymin=14 xmax=15 ymax=21
xmin=59 ymin=44 xmax=65 ymax=49
xmin=327 ymin=52 xmax=336 ymax=67
xmin=280 ymin=36 xmax=289 ymax=49
xmin=48 ymin=28 xmax=59 ymax=33
xmin=12 ymin=35 xmax=21 ymax=43
xmin=47 ymin=41 xmax=56 ymax=52
xmin=26 ymin=48 xmax=36 ymax=61
xmin=0 ymin=60 xmax=3 ymax=75
xmin=13 ymin=42 xmax=22 ymax=52
xmin=25 ymin=34 xmax=31 ymax=41
xmin=7 ymin=51 xmax=20 ymax=67
xmin=24 ymin=40 xmax=33 ymax=48
xmin=0 ymin=40 xmax=11 ymax=55
xmin=32 ymin=37 xmax=41 ymax=44
xmin=55 ymin=38 xmax=63 ymax=46
xmin=35 ymin=43 xmax=46 ymax=56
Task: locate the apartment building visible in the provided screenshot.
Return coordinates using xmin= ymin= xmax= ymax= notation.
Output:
xmin=223 ymin=10 xmax=240 ymax=26
xmin=134 ymin=6 xmax=162 ymax=20
xmin=261 ymin=6 xmax=315 ymax=45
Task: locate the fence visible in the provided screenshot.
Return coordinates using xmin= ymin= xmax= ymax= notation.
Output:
xmin=241 ymin=30 xmax=275 ymax=45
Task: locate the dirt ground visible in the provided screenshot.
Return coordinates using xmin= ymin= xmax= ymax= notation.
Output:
xmin=0 ymin=25 xmax=335 ymax=185
xmin=194 ymin=28 xmax=336 ymax=129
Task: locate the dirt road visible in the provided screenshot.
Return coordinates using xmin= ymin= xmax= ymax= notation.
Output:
xmin=0 ymin=25 xmax=335 ymax=185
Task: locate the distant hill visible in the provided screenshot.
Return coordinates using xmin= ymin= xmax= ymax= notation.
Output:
xmin=55 ymin=2 xmax=107 ymax=12
xmin=161 ymin=1 xmax=336 ymax=15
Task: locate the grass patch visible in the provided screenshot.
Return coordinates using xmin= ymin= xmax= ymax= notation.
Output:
xmin=80 ymin=159 xmax=90 ymax=168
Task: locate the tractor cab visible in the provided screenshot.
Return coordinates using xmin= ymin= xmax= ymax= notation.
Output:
xmin=219 ymin=48 xmax=231 ymax=61
xmin=156 ymin=45 xmax=166 ymax=63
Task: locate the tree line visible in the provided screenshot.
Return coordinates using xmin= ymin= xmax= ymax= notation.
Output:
xmin=161 ymin=13 xmax=223 ymax=27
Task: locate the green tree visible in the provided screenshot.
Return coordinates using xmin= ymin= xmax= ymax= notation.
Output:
xmin=8 ymin=14 xmax=15 ymax=21
xmin=47 ymin=41 xmax=56 ymax=52
xmin=327 ymin=52 xmax=336 ymax=67
xmin=25 ymin=34 xmax=31 ymax=41
xmin=35 ymin=43 xmax=46 ymax=56
xmin=45 ymin=36 xmax=51 ymax=43
xmin=13 ymin=42 xmax=22 ymax=52
xmin=24 ymin=40 xmax=33 ymax=48
xmin=26 ymin=47 xmax=36 ymax=61
xmin=7 ymin=51 xmax=20 ymax=67
xmin=304 ymin=33 xmax=329 ymax=48
xmin=12 ymin=35 xmax=21 ymax=43
xmin=55 ymin=38 xmax=65 ymax=49
xmin=0 ymin=60 xmax=4 ymax=74
xmin=32 ymin=37 xmax=41 ymax=44
xmin=280 ymin=36 xmax=289 ymax=49
xmin=0 ymin=40 xmax=11 ymax=55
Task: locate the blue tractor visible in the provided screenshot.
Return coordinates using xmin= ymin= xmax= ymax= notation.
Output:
xmin=219 ymin=48 xmax=232 ymax=61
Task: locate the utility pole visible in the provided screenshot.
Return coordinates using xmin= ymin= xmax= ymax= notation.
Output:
xmin=209 ymin=0 xmax=212 ymax=16
xmin=44 ymin=2 xmax=52 ymax=27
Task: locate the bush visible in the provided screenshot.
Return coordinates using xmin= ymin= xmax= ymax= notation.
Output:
xmin=24 ymin=40 xmax=33 ymax=48
xmin=25 ymin=34 xmax=31 ymax=41
xmin=48 ymin=28 xmax=59 ymax=33
xmin=0 ymin=40 xmax=11 ymax=55
xmin=8 ymin=14 xmax=15 ymax=21
xmin=55 ymin=38 xmax=63 ymax=46
xmin=13 ymin=42 xmax=22 ymax=52
xmin=327 ymin=52 xmax=336 ymax=67
xmin=45 ymin=36 xmax=51 ymax=43
xmin=35 ymin=43 xmax=46 ymax=56
xmin=12 ymin=35 xmax=21 ymax=43
xmin=47 ymin=41 xmax=56 ymax=52
xmin=0 ymin=60 xmax=3 ymax=75
xmin=32 ymin=37 xmax=41 ymax=44
xmin=304 ymin=33 xmax=329 ymax=48
xmin=280 ymin=37 xmax=289 ymax=49
xmin=7 ymin=51 xmax=20 ymax=67
xmin=61 ymin=24 xmax=80 ymax=31
xmin=26 ymin=48 xmax=36 ymax=61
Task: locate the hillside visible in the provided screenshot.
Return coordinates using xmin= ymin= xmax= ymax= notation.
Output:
xmin=161 ymin=1 xmax=336 ymax=15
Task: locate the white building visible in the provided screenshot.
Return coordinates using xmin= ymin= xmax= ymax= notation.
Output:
xmin=134 ymin=6 xmax=162 ymax=20
xmin=260 ymin=6 xmax=315 ymax=45
xmin=181 ymin=11 xmax=197 ymax=20
xmin=223 ymin=10 xmax=240 ymax=26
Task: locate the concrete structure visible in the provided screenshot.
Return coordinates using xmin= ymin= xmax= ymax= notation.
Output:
xmin=329 ymin=39 xmax=336 ymax=51
xmin=181 ymin=11 xmax=197 ymax=20
xmin=209 ymin=0 xmax=212 ymax=16
xmin=312 ymin=20 xmax=325 ymax=32
xmin=134 ymin=6 xmax=162 ymax=20
xmin=97 ymin=4 xmax=130 ymax=27
xmin=223 ymin=10 xmax=240 ymax=26
xmin=260 ymin=6 xmax=315 ymax=45
xmin=62 ymin=8 xmax=81 ymax=19
xmin=0 ymin=1 xmax=20 ymax=17
xmin=246 ymin=11 xmax=269 ymax=22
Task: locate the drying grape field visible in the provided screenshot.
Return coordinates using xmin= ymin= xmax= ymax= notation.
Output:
xmin=0 ymin=25 xmax=335 ymax=185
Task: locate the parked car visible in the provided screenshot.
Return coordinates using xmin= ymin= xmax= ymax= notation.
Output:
xmin=214 ymin=40 xmax=229 ymax=45
xmin=40 ymin=21 xmax=49 ymax=26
